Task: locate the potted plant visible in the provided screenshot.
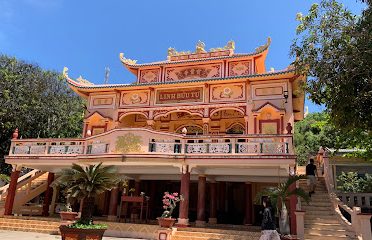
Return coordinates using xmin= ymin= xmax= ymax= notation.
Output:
xmin=256 ymin=175 xmax=310 ymax=237
xmin=52 ymin=163 xmax=120 ymax=240
xmin=59 ymin=202 xmax=79 ymax=221
xmin=157 ymin=192 xmax=183 ymax=228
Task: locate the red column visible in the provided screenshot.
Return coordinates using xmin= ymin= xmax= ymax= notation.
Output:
xmin=4 ymin=169 xmax=20 ymax=215
xmin=289 ymin=182 xmax=297 ymax=235
xmin=209 ymin=181 xmax=217 ymax=224
xmin=177 ymin=166 xmax=190 ymax=226
xmin=196 ymin=175 xmax=206 ymax=226
xmin=42 ymin=172 xmax=55 ymax=216
xmin=245 ymin=183 xmax=253 ymax=225
xmin=108 ymin=187 xmax=119 ymax=221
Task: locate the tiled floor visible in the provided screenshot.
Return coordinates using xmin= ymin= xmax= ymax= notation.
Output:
xmin=0 ymin=230 xmax=143 ymax=240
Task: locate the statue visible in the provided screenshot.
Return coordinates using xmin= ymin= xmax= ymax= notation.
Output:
xmin=167 ymin=47 xmax=178 ymax=56
xmin=195 ymin=40 xmax=206 ymax=53
xmin=224 ymin=40 xmax=235 ymax=50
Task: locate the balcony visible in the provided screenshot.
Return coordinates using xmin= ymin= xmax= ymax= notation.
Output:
xmin=8 ymin=128 xmax=294 ymax=158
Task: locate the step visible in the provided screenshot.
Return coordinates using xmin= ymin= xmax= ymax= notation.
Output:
xmin=173 ymin=231 xmax=261 ymax=240
xmin=177 ymin=227 xmax=261 ymax=235
xmin=305 ymin=224 xmax=349 ymax=231
xmin=301 ymin=205 xmax=333 ymax=211
xmin=305 ymin=229 xmax=355 ymax=237
xmin=0 ymin=225 xmax=59 ymax=235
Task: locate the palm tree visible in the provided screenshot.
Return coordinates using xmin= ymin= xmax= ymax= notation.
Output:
xmin=52 ymin=163 xmax=120 ymax=224
xmin=256 ymin=175 xmax=310 ymax=235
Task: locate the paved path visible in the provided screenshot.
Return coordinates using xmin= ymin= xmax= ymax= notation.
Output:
xmin=0 ymin=230 xmax=142 ymax=240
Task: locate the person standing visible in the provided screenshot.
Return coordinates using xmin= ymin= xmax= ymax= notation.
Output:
xmin=306 ymin=158 xmax=318 ymax=197
xmin=259 ymin=198 xmax=280 ymax=240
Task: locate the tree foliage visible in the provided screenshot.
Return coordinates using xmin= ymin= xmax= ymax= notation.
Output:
xmin=294 ymin=112 xmax=372 ymax=165
xmin=337 ymin=171 xmax=372 ymax=193
xmin=291 ymin=0 xmax=372 ymax=131
xmin=0 ymin=55 xmax=84 ymax=174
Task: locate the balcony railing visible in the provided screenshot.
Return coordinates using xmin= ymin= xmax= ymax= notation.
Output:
xmin=9 ymin=129 xmax=294 ymax=157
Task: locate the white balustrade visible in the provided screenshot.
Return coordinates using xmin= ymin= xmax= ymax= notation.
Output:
xmin=154 ymin=143 xmax=175 ymax=153
xmin=49 ymin=145 xmax=67 ymax=154
xmin=237 ymin=143 xmax=259 ymax=153
xmin=89 ymin=143 xmax=107 ymax=154
xmin=10 ymin=134 xmax=293 ymax=156
xmin=13 ymin=145 xmax=30 ymax=154
xmin=186 ymin=143 xmax=207 ymax=154
xmin=338 ymin=193 xmax=372 ymax=208
xmin=262 ymin=142 xmax=287 ymax=154
xmin=208 ymin=143 xmax=231 ymax=153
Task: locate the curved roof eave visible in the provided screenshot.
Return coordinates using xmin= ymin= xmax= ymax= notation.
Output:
xmin=119 ymin=38 xmax=271 ymax=69
xmin=66 ymin=68 xmax=297 ymax=94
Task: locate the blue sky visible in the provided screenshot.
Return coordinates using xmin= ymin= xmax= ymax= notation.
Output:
xmin=0 ymin=0 xmax=366 ymax=113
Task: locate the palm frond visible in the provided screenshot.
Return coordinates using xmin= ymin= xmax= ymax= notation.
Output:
xmin=288 ymin=187 xmax=310 ymax=204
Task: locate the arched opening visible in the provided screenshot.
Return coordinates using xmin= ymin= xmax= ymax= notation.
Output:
xmin=118 ymin=113 xmax=148 ymax=128
xmin=209 ymin=108 xmax=245 ymax=134
xmin=153 ymin=111 xmax=203 ymax=134
xmin=226 ymin=123 xmax=245 ymax=134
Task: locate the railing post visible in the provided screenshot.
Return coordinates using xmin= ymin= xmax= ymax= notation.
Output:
xmin=351 ymin=206 xmax=361 ymax=234
xmin=294 ymin=211 xmax=305 ymax=240
xmin=356 ymin=213 xmax=372 ymax=240
xmin=231 ymin=139 xmax=236 ymax=154
xmin=260 ymin=143 xmax=263 ymax=153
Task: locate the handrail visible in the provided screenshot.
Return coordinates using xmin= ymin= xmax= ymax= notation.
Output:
xmin=0 ymin=169 xmax=40 ymax=200
xmin=321 ymin=148 xmax=371 ymax=239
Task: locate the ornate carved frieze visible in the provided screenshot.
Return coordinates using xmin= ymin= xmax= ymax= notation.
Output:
xmin=210 ymin=83 xmax=245 ymax=102
xmin=164 ymin=64 xmax=222 ymax=82
xmin=121 ymin=91 xmax=150 ymax=106
xmin=139 ymin=69 xmax=160 ymax=83
xmin=228 ymin=60 xmax=253 ymax=76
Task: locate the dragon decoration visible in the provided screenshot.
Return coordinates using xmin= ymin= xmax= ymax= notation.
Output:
xmin=255 ymin=37 xmax=271 ymax=53
xmin=119 ymin=53 xmax=137 ymax=65
xmin=62 ymin=67 xmax=94 ymax=86
xmin=167 ymin=40 xmax=236 ymax=57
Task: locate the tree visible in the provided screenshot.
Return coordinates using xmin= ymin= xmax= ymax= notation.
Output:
xmin=256 ymin=175 xmax=310 ymax=234
xmin=52 ymin=163 xmax=120 ymax=225
xmin=294 ymin=112 xmax=372 ymax=165
xmin=291 ymin=0 xmax=372 ymax=131
xmin=0 ymin=55 xmax=84 ymax=174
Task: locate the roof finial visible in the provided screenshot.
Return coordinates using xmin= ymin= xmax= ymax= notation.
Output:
xmin=195 ymin=40 xmax=206 ymax=53
xmin=255 ymin=37 xmax=271 ymax=53
xmin=119 ymin=53 xmax=137 ymax=65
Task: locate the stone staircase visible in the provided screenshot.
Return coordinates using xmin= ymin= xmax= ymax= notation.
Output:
xmin=299 ymin=178 xmax=357 ymax=240
xmin=172 ymin=227 xmax=261 ymax=240
xmin=0 ymin=216 xmax=60 ymax=234
xmin=0 ymin=170 xmax=49 ymax=216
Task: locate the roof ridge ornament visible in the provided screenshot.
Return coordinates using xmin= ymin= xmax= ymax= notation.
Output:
xmin=255 ymin=37 xmax=271 ymax=53
xmin=210 ymin=40 xmax=235 ymax=52
xmin=119 ymin=53 xmax=137 ymax=65
xmin=62 ymin=67 xmax=94 ymax=86
xmin=195 ymin=40 xmax=206 ymax=53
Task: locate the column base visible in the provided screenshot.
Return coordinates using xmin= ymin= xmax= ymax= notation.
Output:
xmin=107 ymin=215 xmax=117 ymax=221
xmin=176 ymin=218 xmax=189 ymax=227
xmin=195 ymin=220 xmax=206 ymax=227
xmin=208 ymin=218 xmax=217 ymax=224
xmin=157 ymin=228 xmax=173 ymax=240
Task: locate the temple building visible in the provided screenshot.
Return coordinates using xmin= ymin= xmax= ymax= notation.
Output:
xmin=3 ymin=38 xmax=305 ymax=227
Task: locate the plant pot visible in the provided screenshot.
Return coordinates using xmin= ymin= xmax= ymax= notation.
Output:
xmin=59 ymin=225 xmax=107 ymax=240
xmin=157 ymin=217 xmax=176 ymax=228
xmin=60 ymin=211 xmax=79 ymax=221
